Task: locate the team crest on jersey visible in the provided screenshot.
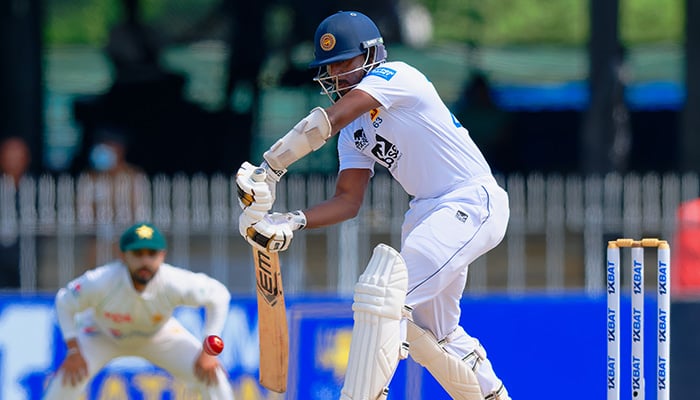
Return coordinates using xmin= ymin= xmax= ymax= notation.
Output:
xmin=353 ymin=129 xmax=369 ymax=151
xmin=371 ymin=134 xmax=401 ymax=170
xmin=368 ymin=67 xmax=396 ymax=81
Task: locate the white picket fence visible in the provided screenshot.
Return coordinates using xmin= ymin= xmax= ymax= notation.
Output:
xmin=1 ymin=171 xmax=698 ymax=295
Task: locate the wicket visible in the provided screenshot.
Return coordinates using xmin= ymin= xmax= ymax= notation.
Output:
xmin=607 ymin=238 xmax=670 ymax=400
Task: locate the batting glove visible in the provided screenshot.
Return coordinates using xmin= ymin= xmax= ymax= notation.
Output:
xmin=260 ymin=160 xmax=286 ymax=204
xmin=240 ymin=210 xmax=306 ymax=252
xmin=236 ymin=162 xmax=274 ymax=221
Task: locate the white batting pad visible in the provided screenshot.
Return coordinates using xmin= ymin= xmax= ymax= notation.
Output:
xmin=341 ymin=244 xmax=408 ymax=400
xmin=407 ymin=321 xmax=485 ymax=400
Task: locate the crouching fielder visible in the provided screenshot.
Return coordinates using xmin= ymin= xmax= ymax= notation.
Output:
xmin=43 ymin=223 xmax=235 ymax=400
xmin=236 ymin=10 xmax=512 ymax=400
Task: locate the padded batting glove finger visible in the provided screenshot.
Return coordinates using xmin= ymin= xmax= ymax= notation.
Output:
xmin=236 ymin=162 xmax=273 ymax=220
xmin=241 ymin=211 xmax=305 ymax=252
xmin=239 ymin=213 xmax=260 ymax=239
xmin=246 ymin=221 xmax=294 ymax=253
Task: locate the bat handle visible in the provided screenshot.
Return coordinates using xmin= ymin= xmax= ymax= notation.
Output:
xmin=252 ymin=167 xmax=267 ymax=182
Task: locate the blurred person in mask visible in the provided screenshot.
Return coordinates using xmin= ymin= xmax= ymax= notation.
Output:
xmin=82 ymin=128 xmax=148 ymax=270
xmin=88 ymin=128 xmax=144 ymax=178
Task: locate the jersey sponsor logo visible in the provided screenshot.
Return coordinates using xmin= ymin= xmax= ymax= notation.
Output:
xmin=455 ymin=210 xmax=468 ymax=222
xmin=368 ymin=108 xmax=382 ymax=134
xmin=368 ymin=67 xmax=396 ymax=81
xmin=104 ymin=311 xmax=132 ymax=323
xmin=353 ymin=129 xmax=369 ymax=151
xmin=371 ymin=134 xmax=401 ymax=169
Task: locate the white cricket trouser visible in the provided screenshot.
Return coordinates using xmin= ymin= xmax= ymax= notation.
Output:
xmin=401 ymin=176 xmax=510 ymax=395
xmin=43 ymin=317 xmax=234 ymax=400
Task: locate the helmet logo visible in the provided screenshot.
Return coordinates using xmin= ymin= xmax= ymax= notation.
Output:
xmin=320 ymin=33 xmax=336 ymax=52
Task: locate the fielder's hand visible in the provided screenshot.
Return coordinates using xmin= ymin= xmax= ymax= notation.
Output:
xmin=194 ymin=351 xmax=224 ymax=386
xmin=60 ymin=348 xmax=88 ymax=387
xmin=240 ymin=211 xmax=306 ymax=252
xmin=236 ymin=162 xmax=273 ymax=221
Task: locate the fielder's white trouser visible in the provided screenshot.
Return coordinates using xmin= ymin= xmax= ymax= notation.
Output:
xmin=43 ymin=318 xmax=234 ymax=400
xmin=401 ymin=176 xmax=511 ymax=399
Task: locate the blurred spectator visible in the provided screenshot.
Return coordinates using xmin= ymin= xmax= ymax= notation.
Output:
xmin=453 ymin=71 xmax=514 ymax=173
xmin=0 ymin=136 xmax=31 ymax=289
xmin=80 ymin=128 xmax=148 ymax=270
xmin=0 ymin=136 xmax=31 ymax=187
xmin=86 ymin=128 xmax=144 ymax=179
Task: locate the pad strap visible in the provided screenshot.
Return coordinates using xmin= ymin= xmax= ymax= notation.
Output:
xmin=407 ymin=321 xmax=485 ymax=400
xmin=439 ymin=329 xmax=486 ymax=372
xmin=484 ymin=384 xmax=509 ymax=400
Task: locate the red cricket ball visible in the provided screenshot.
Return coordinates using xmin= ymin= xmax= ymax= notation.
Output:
xmin=203 ymin=335 xmax=224 ymax=356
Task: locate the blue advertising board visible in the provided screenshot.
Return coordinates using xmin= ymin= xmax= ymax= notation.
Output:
xmin=0 ymin=292 xmax=665 ymax=399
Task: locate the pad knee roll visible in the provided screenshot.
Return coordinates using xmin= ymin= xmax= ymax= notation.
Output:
xmin=341 ymin=244 xmax=409 ymax=400
xmin=407 ymin=321 xmax=485 ymax=400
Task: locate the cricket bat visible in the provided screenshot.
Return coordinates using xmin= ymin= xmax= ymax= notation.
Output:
xmin=250 ymin=168 xmax=289 ymax=393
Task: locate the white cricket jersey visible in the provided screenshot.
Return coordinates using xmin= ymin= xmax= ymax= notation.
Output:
xmin=338 ymin=61 xmax=493 ymax=199
xmin=55 ymin=261 xmax=231 ymax=341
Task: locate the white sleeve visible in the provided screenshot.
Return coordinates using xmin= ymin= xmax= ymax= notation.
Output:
xmin=54 ymin=269 xmax=104 ymax=340
xmin=55 ymin=287 xmax=80 ymax=340
xmin=201 ymin=277 xmax=231 ymax=337
xmin=355 ymin=63 xmax=421 ymax=111
xmin=172 ymin=268 xmax=231 ymax=337
xmin=337 ymin=126 xmax=375 ymax=174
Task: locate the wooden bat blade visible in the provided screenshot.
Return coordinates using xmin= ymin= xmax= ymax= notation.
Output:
xmin=252 ymin=247 xmax=289 ymax=393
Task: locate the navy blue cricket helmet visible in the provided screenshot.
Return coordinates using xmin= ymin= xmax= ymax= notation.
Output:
xmin=310 ymin=11 xmax=388 ymax=102
xmin=309 ymin=11 xmax=386 ymax=68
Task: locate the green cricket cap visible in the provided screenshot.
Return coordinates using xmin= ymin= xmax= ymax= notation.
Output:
xmin=119 ymin=223 xmax=167 ymax=251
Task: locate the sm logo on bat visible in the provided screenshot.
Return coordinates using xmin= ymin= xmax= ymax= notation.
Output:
xmin=255 ymin=249 xmax=282 ymax=306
